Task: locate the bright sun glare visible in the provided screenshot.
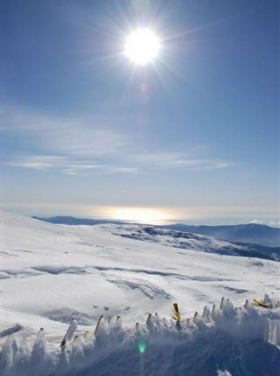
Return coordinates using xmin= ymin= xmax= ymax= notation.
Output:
xmin=110 ymin=207 xmax=169 ymax=225
xmin=125 ymin=28 xmax=160 ymax=65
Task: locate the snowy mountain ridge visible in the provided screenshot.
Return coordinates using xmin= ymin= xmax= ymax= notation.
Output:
xmin=115 ymin=225 xmax=280 ymax=261
xmin=34 ymin=215 xmax=280 ymax=247
xmin=33 ymin=216 xmax=280 ymax=261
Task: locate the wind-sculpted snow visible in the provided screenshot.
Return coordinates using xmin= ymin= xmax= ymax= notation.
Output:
xmin=1 ymin=301 xmax=280 ymax=376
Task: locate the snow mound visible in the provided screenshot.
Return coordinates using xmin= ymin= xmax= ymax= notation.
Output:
xmin=1 ymin=300 xmax=280 ymax=376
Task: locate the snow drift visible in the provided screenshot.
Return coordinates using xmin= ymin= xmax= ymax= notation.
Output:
xmin=1 ymin=299 xmax=280 ymax=376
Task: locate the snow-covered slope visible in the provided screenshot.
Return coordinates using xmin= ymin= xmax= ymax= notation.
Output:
xmin=1 ymin=212 xmax=280 ymax=376
xmin=116 ymin=225 xmax=280 ymax=260
xmin=35 ymin=216 xmax=280 ymax=248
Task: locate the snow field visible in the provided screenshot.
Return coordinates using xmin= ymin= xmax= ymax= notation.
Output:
xmin=1 ymin=211 xmax=280 ymax=375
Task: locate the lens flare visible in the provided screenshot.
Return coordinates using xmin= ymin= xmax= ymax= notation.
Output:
xmin=137 ymin=335 xmax=147 ymax=354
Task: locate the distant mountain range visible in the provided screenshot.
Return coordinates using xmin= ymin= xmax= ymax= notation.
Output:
xmin=161 ymin=223 xmax=280 ymax=248
xmin=33 ymin=216 xmax=280 ymax=248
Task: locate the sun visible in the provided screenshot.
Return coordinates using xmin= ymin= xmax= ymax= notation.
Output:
xmin=125 ymin=28 xmax=160 ymax=65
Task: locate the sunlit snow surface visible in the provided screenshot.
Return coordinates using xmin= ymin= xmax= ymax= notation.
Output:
xmin=1 ymin=212 xmax=280 ymax=376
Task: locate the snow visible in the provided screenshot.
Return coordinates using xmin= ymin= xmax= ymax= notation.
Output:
xmin=1 ymin=211 xmax=280 ymax=375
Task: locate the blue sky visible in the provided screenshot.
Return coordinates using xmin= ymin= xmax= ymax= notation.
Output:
xmin=2 ymin=0 xmax=279 ymax=225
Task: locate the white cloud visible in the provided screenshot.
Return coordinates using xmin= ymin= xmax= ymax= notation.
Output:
xmin=3 ymin=154 xmax=140 ymax=176
xmin=3 ymin=105 xmax=233 ymax=174
xmin=130 ymin=151 xmax=232 ymax=171
xmin=3 ymin=106 xmax=129 ymax=158
xmin=62 ymin=163 xmax=105 ymax=175
xmin=62 ymin=164 xmax=140 ymax=175
xmin=4 ymin=155 xmax=67 ymax=170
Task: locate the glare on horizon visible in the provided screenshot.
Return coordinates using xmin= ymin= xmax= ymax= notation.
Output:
xmin=3 ymin=202 xmax=280 ymax=227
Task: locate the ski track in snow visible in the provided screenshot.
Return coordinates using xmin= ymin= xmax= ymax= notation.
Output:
xmin=1 ymin=211 xmax=280 ymax=375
